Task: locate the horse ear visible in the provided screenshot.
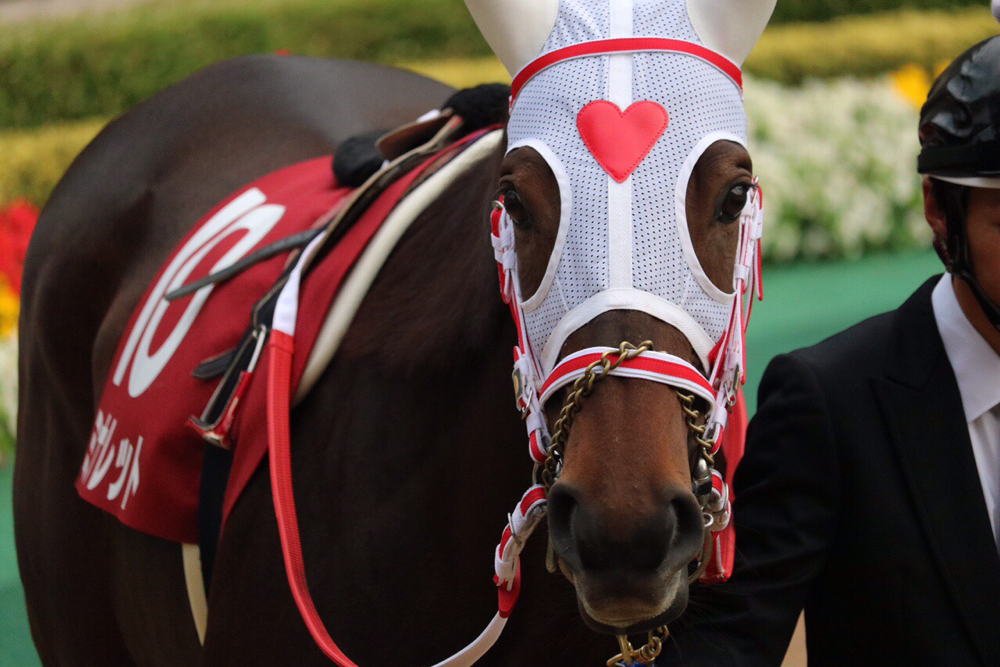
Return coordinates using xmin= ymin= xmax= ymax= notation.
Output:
xmin=464 ymin=0 xmax=560 ymax=76
xmin=686 ymin=0 xmax=776 ymax=66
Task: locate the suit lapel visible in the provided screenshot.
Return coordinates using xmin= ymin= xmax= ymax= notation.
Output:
xmin=872 ymin=278 xmax=1000 ymax=665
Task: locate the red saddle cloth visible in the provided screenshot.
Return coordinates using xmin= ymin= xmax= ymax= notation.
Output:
xmin=77 ymin=157 xmax=354 ymax=543
xmin=77 ymin=132 xmax=461 ymax=543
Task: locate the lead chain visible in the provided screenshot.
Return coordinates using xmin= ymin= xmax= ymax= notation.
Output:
xmin=607 ymin=626 xmax=669 ymax=666
xmin=677 ymin=391 xmax=715 ymax=468
xmin=540 ymin=349 xmax=718 ymax=667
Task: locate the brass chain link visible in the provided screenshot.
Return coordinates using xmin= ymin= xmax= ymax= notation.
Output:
xmin=676 ymin=391 xmax=715 ymax=466
xmin=607 ymin=626 xmax=670 ymax=666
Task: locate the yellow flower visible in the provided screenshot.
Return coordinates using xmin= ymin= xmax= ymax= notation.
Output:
xmin=891 ymin=64 xmax=933 ymax=109
xmin=0 ymin=277 xmax=19 ymax=339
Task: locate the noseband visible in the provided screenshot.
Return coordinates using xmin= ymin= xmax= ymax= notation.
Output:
xmin=537 ymin=339 xmax=730 ymax=534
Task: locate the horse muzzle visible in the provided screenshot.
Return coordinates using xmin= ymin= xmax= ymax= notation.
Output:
xmin=546 ymin=481 xmax=704 ymax=634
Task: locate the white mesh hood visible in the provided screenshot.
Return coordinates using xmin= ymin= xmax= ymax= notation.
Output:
xmin=507 ymin=0 xmax=748 ymax=375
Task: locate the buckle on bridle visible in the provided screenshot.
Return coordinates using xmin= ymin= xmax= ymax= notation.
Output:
xmin=512 ymin=366 xmax=533 ymax=418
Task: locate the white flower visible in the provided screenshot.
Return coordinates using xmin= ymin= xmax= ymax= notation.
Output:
xmin=746 ymin=74 xmax=926 ymax=261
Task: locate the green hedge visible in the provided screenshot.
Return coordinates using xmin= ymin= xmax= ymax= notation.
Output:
xmin=0 ymin=71 xmax=930 ymax=265
xmin=0 ymin=0 xmax=491 ymax=129
xmin=769 ymin=0 xmax=980 ymax=24
xmin=2 ymin=0 xmax=998 ymax=129
xmin=0 ymin=119 xmax=106 ymax=208
xmin=747 ymin=8 xmax=1000 ymax=82
xmin=405 ymin=8 xmax=1000 ymax=88
xmin=0 ymin=424 xmax=12 ymax=457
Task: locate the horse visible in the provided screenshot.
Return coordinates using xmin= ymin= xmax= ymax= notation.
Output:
xmin=14 ymin=0 xmax=774 ymax=663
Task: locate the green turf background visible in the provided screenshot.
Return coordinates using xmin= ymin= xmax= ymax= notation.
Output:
xmin=0 ymin=249 xmax=943 ymax=665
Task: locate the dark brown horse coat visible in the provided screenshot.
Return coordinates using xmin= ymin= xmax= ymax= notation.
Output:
xmin=16 ymin=55 xmax=611 ymax=665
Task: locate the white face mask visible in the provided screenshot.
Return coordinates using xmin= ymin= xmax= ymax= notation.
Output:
xmin=506 ymin=0 xmax=749 ymax=375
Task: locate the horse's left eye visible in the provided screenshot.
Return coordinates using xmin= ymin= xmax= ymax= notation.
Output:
xmin=716 ymin=183 xmax=749 ymax=224
xmin=503 ymin=190 xmax=532 ymax=230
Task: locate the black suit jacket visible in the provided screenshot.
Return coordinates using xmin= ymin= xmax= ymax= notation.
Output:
xmin=663 ymin=278 xmax=1000 ymax=666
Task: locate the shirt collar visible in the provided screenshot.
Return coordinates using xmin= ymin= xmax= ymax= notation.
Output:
xmin=932 ymin=274 xmax=1000 ymax=423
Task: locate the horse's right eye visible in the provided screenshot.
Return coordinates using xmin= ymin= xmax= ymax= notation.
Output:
xmin=716 ymin=183 xmax=750 ymax=224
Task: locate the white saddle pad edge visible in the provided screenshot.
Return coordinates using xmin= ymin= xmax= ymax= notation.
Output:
xmin=294 ymin=129 xmax=505 ymax=403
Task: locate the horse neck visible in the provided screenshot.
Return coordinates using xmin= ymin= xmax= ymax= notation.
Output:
xmin=284 ymin=136 xmax=603 ymax=659
xmin=295 ymin=133 xmax=526 ymax=538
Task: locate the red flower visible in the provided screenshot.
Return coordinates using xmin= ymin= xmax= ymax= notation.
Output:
xmin=0 ymin=199 xmax=40 ymax=297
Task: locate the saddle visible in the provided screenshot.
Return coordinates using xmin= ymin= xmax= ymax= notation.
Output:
xmin=76 ymin=85 xmax=509 ymax=585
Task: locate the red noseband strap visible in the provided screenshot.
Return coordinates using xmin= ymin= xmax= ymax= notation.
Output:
xmin=510 ymin=37 xmax=744 ymax=106
xmin=540 ymin=347 xmax=716 ymax=409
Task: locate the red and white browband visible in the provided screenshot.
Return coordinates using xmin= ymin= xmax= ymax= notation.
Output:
xmin=510 ymin=37 xmax=744 ymax=107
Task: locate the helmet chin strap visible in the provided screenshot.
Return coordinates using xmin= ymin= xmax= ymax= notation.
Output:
xmin=954 ymin=266 xmax=1000 ymax=335
xmin=934 ymin=180 xmax=1000 ymax=335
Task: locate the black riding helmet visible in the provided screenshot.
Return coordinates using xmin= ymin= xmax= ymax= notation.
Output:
xmin=917 ymin=32 xmax=1000 ymax=333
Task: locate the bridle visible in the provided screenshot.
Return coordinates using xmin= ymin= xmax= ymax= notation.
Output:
xmin=490 ymin=174 xmax=762 ymax=662
xmin=264 ymin=36 xmax=763 ymax=667
xmin=537 ymin=341 xmax=719 ymax=521
xmin=535 ymin=341 xmax=721 ymax=666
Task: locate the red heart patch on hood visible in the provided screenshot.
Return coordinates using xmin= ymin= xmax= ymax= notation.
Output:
xmin=577 ymin=100 xmax=669 ymax=183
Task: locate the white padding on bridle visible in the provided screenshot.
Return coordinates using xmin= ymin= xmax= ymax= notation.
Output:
xmin=273 ymin=232 xmax=329 ymax=337
xmin=539 ymin=288 xmax=716 ymax=375
xmin=295 ymin=130 xmax=505 ymax=402
xmin=429 ymin=485 xmax=546 ymax=666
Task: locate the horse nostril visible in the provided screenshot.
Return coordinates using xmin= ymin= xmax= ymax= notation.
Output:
xmin=546 ymin=483 xmax=582 ymax=565
xmin=663 ymin=489 xmax=706 ymax=572
xmin=547 ymin=484 xmax=705 ymax=576
xmin=629 ymin=505 xmax=674 ymax=571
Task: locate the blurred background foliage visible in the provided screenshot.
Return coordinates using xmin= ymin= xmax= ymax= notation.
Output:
xmin=0 ymin=0 xmax=997 ymax=129
xmin=768 ymin=0 xmax=982 ymax=20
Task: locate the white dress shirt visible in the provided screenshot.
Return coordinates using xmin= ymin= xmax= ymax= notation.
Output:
xmin=932 ymin=275 xmax=1000 ymax=552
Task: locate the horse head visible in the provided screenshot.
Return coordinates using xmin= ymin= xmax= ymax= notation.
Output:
xmin=470 ymin=0 xmax=773 ymax=636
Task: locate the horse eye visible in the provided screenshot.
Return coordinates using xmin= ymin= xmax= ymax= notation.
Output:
xmin=503 ymin=190 xmax=532 ymax=230
xmin=716 ymin=184 xmax=749 ymax=224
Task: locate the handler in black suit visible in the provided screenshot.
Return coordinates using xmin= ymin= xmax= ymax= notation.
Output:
xmin=664 ymin=34 xmax=1000 ymax=666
